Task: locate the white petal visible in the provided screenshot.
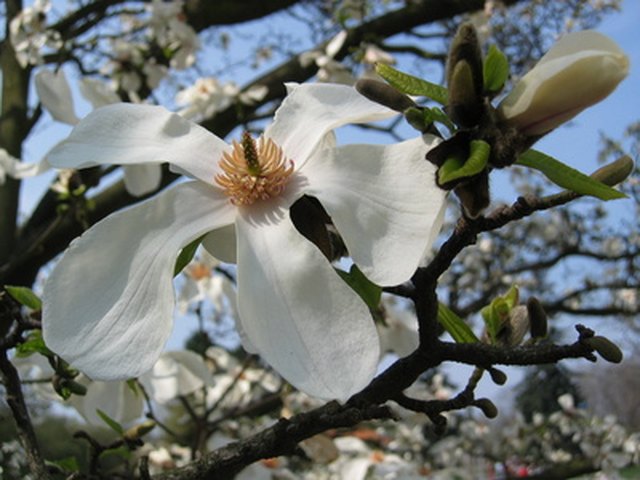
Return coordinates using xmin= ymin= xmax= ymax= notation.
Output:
xmin=79 ymin=77 xmax=121 ymax=108
xmin=70 ymin=376 xmax=144 ymax=426
xmin=202 ymin=224 xmax=237 ymax=263
xmin=235 ymin=203 xmax=380 ymax=401
xmin=325 ymin=30 xmax=348 ymax=58
xmin=265 ymin=83 xmax=396 ymax=168
xmin=302 ymin=136 xmax=446 ymax=286
xmin=123 ymin=164 xmax=162 ymax=197
xmin=139 ymin=350 xmax=214 ymax=404
xmin=0 ymin=149 xmax=49 ymax=181
xmin=46 ymin=103 xmax=229 ymax=184
xmin=42 ymin=181 xmax=236 ymax=380
xmin=35 ymin=68 xmax=80 ymax=125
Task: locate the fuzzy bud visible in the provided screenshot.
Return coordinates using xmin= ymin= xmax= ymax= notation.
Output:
xmin=584 ymin=336 xmax=624 ymax=363
xmin=474 ymin=398 xmax=498 ymax=418
xmin=590 ymin=155 xmax=634 ymax=187
xmin=446 ymin=23 xmax=484 ymax=127
xmin=355 ymin=79 xmax=416 ymax=112
xmin=498 ymin=30 xmax=629 ymax=136
xmin=526 ymin=297 xmax=548 ymax=339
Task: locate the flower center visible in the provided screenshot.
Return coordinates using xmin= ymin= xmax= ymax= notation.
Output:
xmin=215 ymin=132 xmax=294 ymax=206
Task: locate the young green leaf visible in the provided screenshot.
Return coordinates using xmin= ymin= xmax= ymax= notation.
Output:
xmin=438 ymin=140 xmax=490 ymax=186
xmin=96 ymin=409 xmax=125 ymax=435
xmin=174 ymin=235 xmax=204 ymax=277
xmin=437 ymin=303 xmax=479 ymax=343
xmin=375 ymin=63 xmax=448 ymax=105
xmin=45 ymin=456 xmax=80 ymax=474
xmin=516 ymin=149 xmax=627 ymax=200
xmin=5 ymin=285 xmax=42 ymax=310
xmin=336 ymin=265 xmax=382 ymax=311
xmin=15 ymin=330 xmax=52 ymax=358
xmin=483 ymin=44 xmax=509 ymax=93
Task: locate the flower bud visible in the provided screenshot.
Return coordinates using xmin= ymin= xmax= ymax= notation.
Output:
xmin=446 ymin=23 xmax=484 ymax=127
xmin=498 ymin=30 xmax=629 ymax=136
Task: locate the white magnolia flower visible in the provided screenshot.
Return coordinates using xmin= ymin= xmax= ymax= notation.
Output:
xmin=35 ymin=68 xmax=162 ymax=196
xmin=499 ymin=30 xmax=629 ymax=136
xmin=43 ymin=83 xmax=446 ymax=400
xmin=139 ymin=350 xmax=214 ymax=404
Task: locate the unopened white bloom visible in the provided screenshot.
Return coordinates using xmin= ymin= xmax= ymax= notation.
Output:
xmin=43 ymin=83 xmax=446 ymax=401
xmin=35 ymin=68 xmax=161 ymax=196
xmin=499 ymin=30 xmax=629 ymax=135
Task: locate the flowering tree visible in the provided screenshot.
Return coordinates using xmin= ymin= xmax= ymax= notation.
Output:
xmin=0 ymin=1 xmax=638 ymax=478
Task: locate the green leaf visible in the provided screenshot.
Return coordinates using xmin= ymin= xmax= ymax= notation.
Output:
xmin=5 ymin=285 xmax=42 ymax=310
xmin=336 ymin=265 xmax=382 ymax=311
xmin=174 ymin=235 xmax=204 ymax=277
xmin=46 ymin=456 xmax=80 ymax=473
xmin=437 ymin=303 xmax=479 ymax=343
xmin=15 ymin=331 xmax=52 ymax=358
xmin=481 ymin=285 xmax=519 ymax=343
xmin=423 ymin=107 xmax=456 ymax=132
xmin=516 ymin=150 xmax=627 ymax=200
xmin=375 ymin=63 xmax=448 ymax=105
xmin=483 ymin=44 xmax=509 ymax=93
xmin=96 ymin=409 xmax=125 ymax=435
xmin=438 ymin=140 xmax=490 ymax=185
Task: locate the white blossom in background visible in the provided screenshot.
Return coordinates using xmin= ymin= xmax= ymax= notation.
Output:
xmin=100 ymin=39 xmax=147 ymax=95
xmin=0 ymin=148 xmax=49 ymax=184
xmin=176 ymin=250 xmax=237 ymax=320
xmin=176 ymin=77 xmax=269 ymax=122
xmin=35 ymin=68 xmax=162 ymax=196
xmin=361 ymin=43 xmax=395 ymax=67
xmin=147 ymin=0 xmax=199 ymax=69
xmin=377 ymin=297 xmax=419 ymax=358
xmin=13 ymin=353 xmax=144 ymax=426
xmin=43 ymin=82 xmax=446 ymax=401
xmin=175 ymin=77 xmax=239 ymax=121
xmin=69 ymin=375 xmax=145 ymax=427
xmin=299 ymin=30 xmax=355 ymax=84
xmin=9 ymin=0 xmax=62 ymax=67
xmin=139 ymin=350 xmax=215 ymax=404
xmin=203 ymin=346 xmax=281 ymax=410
